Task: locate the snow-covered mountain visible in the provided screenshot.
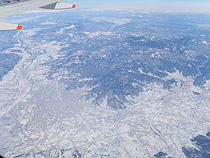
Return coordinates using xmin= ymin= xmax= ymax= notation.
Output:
xmin=0 ymin=10 xmax=210 ymax=158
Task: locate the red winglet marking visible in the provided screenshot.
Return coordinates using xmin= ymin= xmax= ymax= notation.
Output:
xmin=16 ymin=24 xmax=23 ymax=30
xmin=72 ymin=4 xmax=77 ymax=8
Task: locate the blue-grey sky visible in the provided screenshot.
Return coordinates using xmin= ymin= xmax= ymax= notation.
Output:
xmin=73 ymin=0 xmax=210 ymax=12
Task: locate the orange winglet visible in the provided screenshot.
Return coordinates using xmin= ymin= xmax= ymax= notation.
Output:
xmin=72 ymin=4 xmax=77 ymax=8
xmin=16 ymin=24 xmax=23 ymax=30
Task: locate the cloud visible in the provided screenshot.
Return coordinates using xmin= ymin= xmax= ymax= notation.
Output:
xmin=92 ymin=17 xmax=132 ymax=25
xmin=55 ymin=25 xmax=77 ymax=34
xmin=41 ymin=21 xmax=58 ymax=25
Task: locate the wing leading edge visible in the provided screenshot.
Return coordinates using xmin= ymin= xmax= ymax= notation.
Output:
xmin=0 ymin=0 xmax=76 ymax=31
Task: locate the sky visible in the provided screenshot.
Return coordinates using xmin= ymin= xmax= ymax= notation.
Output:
xmin=73 ymin=0 xmax=210 ymax=13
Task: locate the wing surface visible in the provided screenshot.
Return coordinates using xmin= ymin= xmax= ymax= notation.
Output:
xmin=0 ymin=0 xmax=76 ymax=30
xmin=0 ymin=0 xmax=59 ymax=19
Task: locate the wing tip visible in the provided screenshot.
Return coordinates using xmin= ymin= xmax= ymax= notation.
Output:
xmin=72 ymin=4 xmax=77 ymax=8
xmin=16 ymin=24 xmax=23 ymax=30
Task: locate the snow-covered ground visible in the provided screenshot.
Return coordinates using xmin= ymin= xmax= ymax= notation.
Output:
xmin=1 ymin=11 xmax=210 ymax=158
xmin=0 ymin=29 xmax=210 ymax=158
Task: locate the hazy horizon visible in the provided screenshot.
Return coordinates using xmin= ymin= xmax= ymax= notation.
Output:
xmin=71 ymin=0 xmax=210 ymax=13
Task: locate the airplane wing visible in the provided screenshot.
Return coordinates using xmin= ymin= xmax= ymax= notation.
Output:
xmin=0 ymin=0 xmax=76 ymax=30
